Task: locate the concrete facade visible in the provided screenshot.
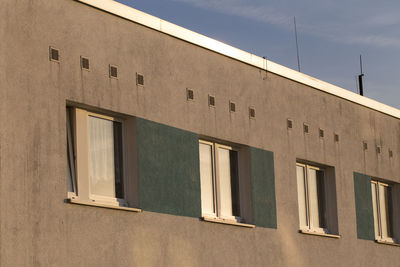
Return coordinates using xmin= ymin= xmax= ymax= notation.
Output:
xmin=0 ymin=0 xmax=399 ymax=266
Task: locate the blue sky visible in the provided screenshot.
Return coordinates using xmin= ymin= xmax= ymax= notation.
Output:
xmin=117 ymin=0 xmax=399 ymax=109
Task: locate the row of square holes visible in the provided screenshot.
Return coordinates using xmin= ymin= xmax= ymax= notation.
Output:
xmin=49 ymin=47 xmax=145 ymax=86
xmin=363 ymin=142 xmax=393 ymax=157
xmin=287 ymin=119 xmax=339 ymax=142
xmin=52 ymin=45 xmax=253 ymax=117
xmin=50 ymin=46 xmax=253 ymax=117
xmin=186 ymin=88 xmax=256 ymax=119
xmin=287 ymin=119 xmax=394 ymax=158
xmin=51 ymin=46 xmax=396 ymax=158
xmin=189 ymin=89 xmax=395 ymax=157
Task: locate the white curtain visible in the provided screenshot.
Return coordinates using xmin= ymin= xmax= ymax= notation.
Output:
xmin=218 ymin=147 xmax=233 ymax=218
xmin=308 ymin=169 xmax=321 ymax=228
xmin=88 ymin=116 xmax=116 ymax=198
xmin=199 ymin=143 xmax=215 ymax=216
xmin=371 ymin=183 xmax=379 ymax=237
xmin=379 ymin=184 xmax=390 ymax=238
xmin=296 ymin=165 xmax=308 ymax=228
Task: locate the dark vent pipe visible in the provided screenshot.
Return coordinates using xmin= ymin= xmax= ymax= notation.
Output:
xmin=358 ymin=55 xmax=364 ymax=96
xmin=358 ymin=74 xmax=364 ymax=96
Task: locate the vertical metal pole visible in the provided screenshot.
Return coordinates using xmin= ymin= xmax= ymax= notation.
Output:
xmin=294 ymin=17 xmax=301 ymax=72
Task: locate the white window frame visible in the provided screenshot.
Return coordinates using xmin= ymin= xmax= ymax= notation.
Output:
xmin=371 ymin=180 xmax=396 ymax=243
xmin=67 ymin=107 xmax=128 ymax=207
xmin=199 ymin=140 xmax=241 ymax=222
xmin=296 ymin=163 xmax=327 ymax=234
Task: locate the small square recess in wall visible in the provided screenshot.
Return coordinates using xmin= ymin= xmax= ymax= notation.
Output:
xmin=136 ymin=73 xmax=144 ymax=86
xmin=249 ymin=107 xmax=256 ymax=119
xmin=49 ymin=47 xmax=59 ymax=62
xmin=287 ymin=119 xmax=293 ymax=129
xmin=334 ymin=134 xmax=339 ymax=142
xmin=229 ymin=101 xmax=236 ymax=112
xmin=303 ymin=123 xmax=309 ymax=134
xmin=186 ymin=88 xmax=194 ymax=101
xmin=81 ymin=56 xmax=89 ymax=70
xmin=208 ymin=95 xmax=215 ymax=107
xmin=363 ymin=141 xmax=368 ymax=150
xmin=109 ymin=65 xmax=118 ymax=78
xmin=319 ymin=129 xmax=324 ymax=138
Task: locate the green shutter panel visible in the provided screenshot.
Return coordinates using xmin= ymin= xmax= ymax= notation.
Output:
xmin=353 ymin=172 xmax=375 ymax=240
xmin=136 ymin=118 xmax=201 ymax=218
xmin=250 ymin=147 xmax=277 ymax=228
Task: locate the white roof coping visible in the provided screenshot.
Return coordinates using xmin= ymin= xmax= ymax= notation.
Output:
xmin=76 ymin=0 xmax=400 ymax=119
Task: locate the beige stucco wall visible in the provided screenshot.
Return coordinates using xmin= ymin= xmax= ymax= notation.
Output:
xmin=0 ymin=0 xmax=399 ymax=266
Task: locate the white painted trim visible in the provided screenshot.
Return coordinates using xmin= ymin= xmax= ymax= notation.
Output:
xmin=376 ymin=239 xmax=400 ymax=246
xmin=202 ymin=216 xmax=255 ymax=228
xmin=299 ymin=229 xmax=341 ymax=239
xmin=68 ymin=198 xmax=142 ymax=212
xmin=75 ymin=0 xmax=400 ymax=119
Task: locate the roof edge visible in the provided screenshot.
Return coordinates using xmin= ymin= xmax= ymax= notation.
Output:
xmin=75 ymin=0 xmax=400 ymax=119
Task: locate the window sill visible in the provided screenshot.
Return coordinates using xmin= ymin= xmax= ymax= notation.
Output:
xmin=66 ymin=198 xmax=142 ymax=212
xmin=202 ymin=217 xmax=255 ymax=228
xmin=299 ymin=229 xmax=341 ymax=239
xmin=376 ymin=239 xmax=400 ymax=247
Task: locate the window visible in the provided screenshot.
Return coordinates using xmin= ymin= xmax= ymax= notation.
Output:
xmin=296 ymin=162 xmax=338 ymax=235
xmin=371 ymin=180 xmax=395 ymax=242
xmin=67 ymin=107 xmax=135 ymax=207
xmin=199 ymin=140 xmax=241 ymax=222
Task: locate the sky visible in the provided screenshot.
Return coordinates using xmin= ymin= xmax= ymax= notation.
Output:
xmin=117 ymin=0 xmax=400 ymax=109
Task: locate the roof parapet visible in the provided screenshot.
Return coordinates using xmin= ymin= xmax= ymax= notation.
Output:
xmin=76 ymin=0 xmax=400 ymax=119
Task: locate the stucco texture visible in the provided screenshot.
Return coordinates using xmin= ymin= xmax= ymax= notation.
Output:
xmin=0 ymin=0 xmax=399 ymax=266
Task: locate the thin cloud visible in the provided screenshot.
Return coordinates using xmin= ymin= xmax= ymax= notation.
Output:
xmin=341 ymin=35 xmax=400 ymax=48
xmin=368 ymin=14 xmax=400 ymax=26
xmin=172 ymin=0 xmax=292 ymax=26
xmin=172 ymin=0 xmax=400 ymax=49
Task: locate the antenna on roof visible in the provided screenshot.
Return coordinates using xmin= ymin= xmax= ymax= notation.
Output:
xmin=294 ymin=16 xmax=301 ymax=72
xmin=358 ymin=54 xmax=364 ymax=96
xmin=262 ymin=56 xmax=268 ymax=80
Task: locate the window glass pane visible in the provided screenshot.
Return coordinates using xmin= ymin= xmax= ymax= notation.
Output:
xmin=230 ymin=150 xmax=240 ymax=217
xmin=308 ymin=168 xmax=321 ymax=228
xmin=371 ymin=183 xmax=379 ymax=238
xmin=296 ymin=165 xmax=308 ymax=228
xmin=379 ymin=184 xmax=389 ymax=238
xmin=386 ymin=186 xmax=394 ymax=238
xmin=113 ymin=121 xmax=124 ymax=199
xmin=316 ymin=170 xmax=327 ymax=228
xmin=89 ymin=116 xmax=116 ymax=198
xmin=217 ymin=147 xmax=233 ymax=218
xmin=379 ymin=184 xmax=393 ymax=238
xmin=66 ymin=108 xmax=76 ymax=194
xmin=199 ymin=143 xmax=215 ymax=215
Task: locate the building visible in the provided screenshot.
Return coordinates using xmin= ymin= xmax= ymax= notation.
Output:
xmin=1 ymin=0 xmax=399 ymax=266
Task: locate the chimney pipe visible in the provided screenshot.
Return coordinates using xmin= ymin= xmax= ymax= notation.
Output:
xmin=358 ymin=74 xmax=364 ymax=96
xmin=358 ymin=55 xmax=364 ymax=96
